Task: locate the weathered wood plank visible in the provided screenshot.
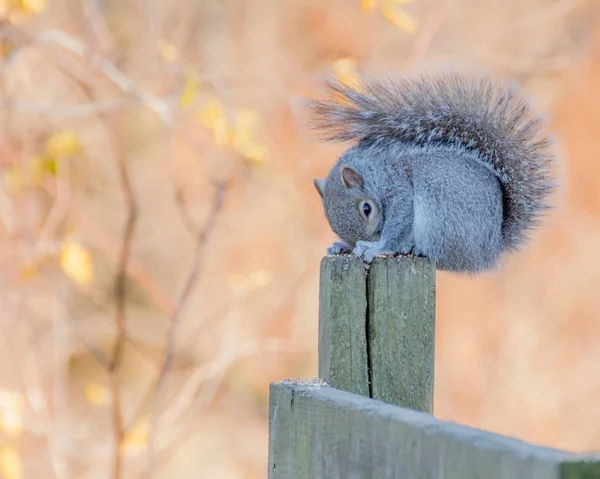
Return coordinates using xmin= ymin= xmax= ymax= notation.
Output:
xmin=318 ymin=256 xmax=369 ymax=397
xmin=318 ymin=255 xmax=436 ymax=411
xmin=368 ymin=256 xmax=436 ymax=412
xmin=561 ymin=461 xmax=600 ymax=479
xmin=268 ymin=382 xmax=600 ymax=479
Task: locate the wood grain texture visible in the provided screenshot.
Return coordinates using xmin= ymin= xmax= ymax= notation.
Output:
xmin=268 ymin=383 xmax=600 ymax=479
xmin=318 ymin=255 xmax=435 ymax=412
xmin=368 ymin=256 xmax=436 ymax=412
xmin=318 ymin=256 xmax=369 ymax=397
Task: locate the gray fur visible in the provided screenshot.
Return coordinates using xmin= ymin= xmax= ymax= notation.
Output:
xmin=309 ymin=72 xmax=556 ymax=273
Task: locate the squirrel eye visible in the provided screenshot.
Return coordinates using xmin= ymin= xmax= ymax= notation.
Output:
xmin=362 ymin=202 xmax=372 ymax=217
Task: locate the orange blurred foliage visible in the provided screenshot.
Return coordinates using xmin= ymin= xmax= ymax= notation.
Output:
xmin=0 ymin=0 xmax=598 ymax=477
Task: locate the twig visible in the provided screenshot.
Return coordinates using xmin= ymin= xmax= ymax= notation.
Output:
xmin=477 ymin=0 xmax=590 ymax=48
xmin=104 ymin=119 xmax=137 ymax=479
xmin=146 ymin=181 xmax=226 ymax=478
xmin=61 ymin=300 xmax=112 ymax=370
xmin=0 ymin=175 xmax=15 ymax=236
xmin=153 ymin=339 xmax=297 ymax=477
xmin=0 ymin=297 xmax=68 ymax=479
xmin=52 ymin=290 xmax=71 ymax=479
xmin=0 ymin=73 xmax=16 ymax=237
xmin=38 ymin=180 xmax=175 ymax=315
xmin=108 ymin=129 xmax=138 ymax=373
xmin=162 ymin=128 xmax=200 ymax=238
xmin=33 ymin=29 xmax=173 ymax=123
xmin=134 ymin=338 xmax=292 ymax=479
xmin=63 ymin=66 xmax=139 ymax=478
xmin=80 ymin=0 xmax=117 ymax=56
xmin=168 ymin=181 xmax=225 ymax=358
xmin=164 ymin=338 xmax=290 ymax=427
xmin=474 ymin=51 xmax=572 ymax=75
xmin=0 ymin=98 xmax=138 ymax=119
xmin=405 ymin=0 xmax=448 ymax=69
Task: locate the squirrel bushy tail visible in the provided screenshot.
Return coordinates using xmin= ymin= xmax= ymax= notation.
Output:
xmin=308 ymin=72 xmax=555 ymax=251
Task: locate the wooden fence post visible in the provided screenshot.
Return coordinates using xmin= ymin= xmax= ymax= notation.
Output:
xmin=318 ymin=255 xmax=436 ymax=413
xmin=269 ymin=255 xmax=600 ymax=478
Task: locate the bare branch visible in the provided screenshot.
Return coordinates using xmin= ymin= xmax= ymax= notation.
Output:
xmin=58 ymin=66 xmax=139 ymax=478
xmin=404 ymin=0 xmax=448 ymax=69
xmin=38 ymin=180 xmax=176 ymax=315
xmin=62 ymin=301 xmax=112 ymax=370
xmin=104 ymin=118 xmax=137 ymax=479
xmin=108 ymin=128 xmax=138 ymax=373
xmin=146 ymin=180 xmax=226 ymax=478
xmin=80 ymin=0 xmax=117 ymax=56
xmin=478 ymin=0 xmax=590 ymax=47
xmin=0 ymin=98 xmax=138 ymax=119
xmin=163 ymin=339 xmax=291 ymax=427
xmin=474 ymin=50 xmax=572 ymax=76
xmin=147 ymin=339 xmax=296 ymax=477
xmin=0 ymin=25 xmax=173 ymax=123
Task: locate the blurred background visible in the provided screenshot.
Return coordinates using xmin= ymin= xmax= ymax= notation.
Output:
xmin=0 ymin=0 xmax=598 ymax=477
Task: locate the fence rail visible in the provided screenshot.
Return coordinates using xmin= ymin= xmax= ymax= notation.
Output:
xmin=268 ymin=382 xmax=600 ymax=479
xmin=268 ymin=255 xmax=600 ymax=478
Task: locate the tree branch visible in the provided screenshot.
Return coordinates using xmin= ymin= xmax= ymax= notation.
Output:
xmin=146 ymin=180 xmax=226 ymax=478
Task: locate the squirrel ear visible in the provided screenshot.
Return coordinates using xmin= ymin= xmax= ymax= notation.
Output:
xmin=313 ymin=178 xmax=326 ymax=198
xmin=341 ymin=166 xmax=364 ymax=189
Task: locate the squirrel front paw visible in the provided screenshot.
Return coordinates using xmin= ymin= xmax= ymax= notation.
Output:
xmin=327 ymin=242 xmax=353 ymax=255
xmin=353 ymin=240 xmax=395 ymax=263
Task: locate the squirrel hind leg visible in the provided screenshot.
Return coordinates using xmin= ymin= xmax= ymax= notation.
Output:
xmin=413 ymin=195 xmax=503 ymax=274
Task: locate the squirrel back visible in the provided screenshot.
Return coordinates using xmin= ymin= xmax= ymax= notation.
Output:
xmin=309 ymin=72 xmax=556 ymax=254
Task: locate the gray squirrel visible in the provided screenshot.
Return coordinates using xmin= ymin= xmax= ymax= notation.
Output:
xmin=309 ymin=72 xmax=556 ymax=273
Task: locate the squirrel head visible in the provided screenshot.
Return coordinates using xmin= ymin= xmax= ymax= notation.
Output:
xmin=314 ymin=164 xmax=383 ymax=246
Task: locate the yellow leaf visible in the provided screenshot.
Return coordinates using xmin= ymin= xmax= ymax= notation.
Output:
xmin=26 ymin=154 xmax=57 ymax=183
xmin=3 ymin=167 xmax=25 ymax=195
xmin=19 ymin=0 xmax=46 ymax=14
xmin=44 ymin=157 xmax=57 ymax=175
xmin=0 ymin=390 xmax=23 ymax=439
xmin=0 ymin=1 xmax=9 ymax=17
xmin=238 ymin=141 xmax=270 ymax=165
xmin=0 ymin=446 xmax=22 ymax=479
xmin=179 ymin=68 xmax=200 ymax=107
xmin=198 ymin=99 xmax=232 ymax=146
xmin=233 ymin=108 xmax=260 ymax=144
xmin=360 ymin=0 xmax=379 ymax=11
xmin=0 ymin=39 xmax=14 ymax=59
xmin=380 ymin=2 xmax=418 ymax=34
xmin=159 ymin=41 xmax=180 ymax=63
xmin=60 ymin=239 xmax=93 ymax=286
xmin=84 ymin=383 xmax=109 ymax=406
xmin=231 ymin=108 xmax=269 ymax=164
xmin=120 ymin=418 xmax=149 ymax=455
xmin=228 ymin=270 xmax=273 ymax=292
xmin=45 ymin=129 xmax=81 ymax=158
xmin=27 ymin=155 xmax=45 ymax=183
xmin=19 ymin=264 xmax=38 ymax=282
xmin=331 ymin=57 xmax=361 ymax=90
xmin=198 ymin=99 xmax=226 ymax=129
xmin=5 ymin=156 xmax=55 ymax=193
xmin=0 ymin=411 xmax=22 ymax=438
xmin=0 ymin=391 xmax=22 ymax=411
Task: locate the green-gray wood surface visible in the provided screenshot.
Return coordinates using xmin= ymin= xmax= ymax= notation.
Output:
xmin=318 ymin=256 xmax=369 ymax=397
xmin=268 ymin=382 xmax=600 ymax=479
xmin=368 ymin=256 xmax=436 ymax=411
xmin=318 ymin=255 xmax=435 ymax=412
